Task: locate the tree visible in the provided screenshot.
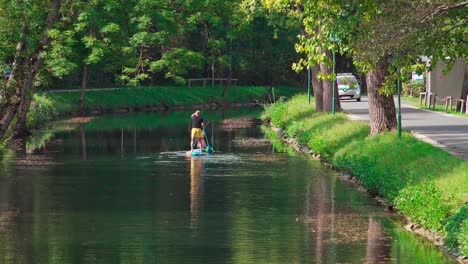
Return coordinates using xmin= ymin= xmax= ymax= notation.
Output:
xmin=47 ymin=0 xmax=133 ymax=113
xmin=262 ymin=0 xmax=342 ymax=113
xmin=0 ymin=0 xmax=62 ymax=140
xmin=350 ymin=0 xmax=467 ymax=134
xmin=264 ymin=0 xmax=466 ymax=134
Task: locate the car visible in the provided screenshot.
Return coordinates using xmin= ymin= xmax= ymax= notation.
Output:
xmin=337 ymin=73 xmax=361 ymax=101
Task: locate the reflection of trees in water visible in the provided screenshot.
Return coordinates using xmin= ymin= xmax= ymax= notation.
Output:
xmin=221 ymin=118 xmax=260 ymax=131
xmin=306 ymin=172 xmax=334 ymax=263
xmin=232 ymin=138 xmax=271 ymax=148
xmin=188 ymin=157 xmax=204 ymax=226
xmin=300 ymin=214 xmax=390 ymax=243
xmin=365 ymin=218 xmax=392 ymax=264
xmin=80 ymin=125 xmax=87 ymax=160
xmin=0 ymin=165 xmax=44 ymax=264
xmin=304 ymin=173 xmax=392 ymax=263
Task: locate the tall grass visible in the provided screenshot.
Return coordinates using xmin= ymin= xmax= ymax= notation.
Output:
xmin=262 ymin=94 xmax=468 ymax=255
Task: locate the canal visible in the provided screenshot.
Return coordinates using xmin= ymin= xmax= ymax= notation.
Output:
xmin=0 ymin=109 xmax=456 ymax=263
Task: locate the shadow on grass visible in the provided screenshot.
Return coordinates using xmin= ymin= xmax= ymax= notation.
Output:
xmin=327 ymin=125 xmax=370 ymax=157
xmin=334 ymin=132 xmax=466 ymax=200
xmin=303 ymin=115 xmax=348 ymax=133
xmin=289 ymin=108 xmax=316 ymax=123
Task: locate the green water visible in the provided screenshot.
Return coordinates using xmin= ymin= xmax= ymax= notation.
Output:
xmin=0 ymin=110 xmax=456 ymax=264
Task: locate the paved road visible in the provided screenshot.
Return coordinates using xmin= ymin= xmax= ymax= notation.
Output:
xmin=340 ymin=97 xmax=468 ymax=160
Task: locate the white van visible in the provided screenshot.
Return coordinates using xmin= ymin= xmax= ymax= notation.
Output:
xmin=337 ymin=73 xmax=361 ymax=102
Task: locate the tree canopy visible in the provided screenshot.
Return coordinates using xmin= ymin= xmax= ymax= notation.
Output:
xmin=0 ymin=0 xmax=466 ymax=140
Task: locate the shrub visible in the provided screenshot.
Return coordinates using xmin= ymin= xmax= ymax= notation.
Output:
xmin=0 ymin=143 xmax=4 ymax=158
xmin=394 ymin=181 xmax=457 ymax=232
xmin=28 ymin=94 xmax=58 ymax=129
xmin=307 ymin=132 xmax=329 ymax=157
xmin=285 ymin=120 xmax=305 ymax=138
xmin=444 ymin=204 xmax=468 ymax=256
xmin=403 ymin=81 xmax=425 ymax=97
xmin=262 ymin=98 xmax=289 ymax=128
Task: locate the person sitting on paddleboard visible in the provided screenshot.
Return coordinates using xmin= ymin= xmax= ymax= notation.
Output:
xmin=190 ymin=110 xmax=206 ymax=152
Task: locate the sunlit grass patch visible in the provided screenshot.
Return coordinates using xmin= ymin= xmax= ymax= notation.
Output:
xmin=43 ymin=85 xmax=302 ymax=115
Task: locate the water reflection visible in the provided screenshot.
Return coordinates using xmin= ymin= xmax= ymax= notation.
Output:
xmin=0 ymin=111 xmax=457 ymax=264
xmin=365 ymin=218 xmax=391 ymax=264
xmin=80 ymin=125 xmax=87 ymax=160
xmin=188 ymin=156 xmax=205 ymax=226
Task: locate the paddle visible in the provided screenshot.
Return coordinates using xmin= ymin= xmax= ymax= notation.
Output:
xmin=202 ymin=124 xmax=214 ymax=153
xmin=192 ymin=138 xmax=199 ymax=150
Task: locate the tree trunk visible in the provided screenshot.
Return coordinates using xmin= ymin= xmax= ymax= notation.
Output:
xmin=319 ymin=50 xmax=341 ymax=113
xmin=320 ymin=54 xmax=333 ymax=112
xmin=366 ymin=60 xmax=397 ymax=135
xmin=0 ymin=0 xmax=62 ymax=141
xmin=80 ymin=124 xmax=87 ymax=161
xmin=220 ymin=63 xmax=232 ymax=106
xmin=311 ymin=64 xmax=323 ymax=112
xmin=365 ymin=218 xmax=391 ymax=264
xmin=0 ymin=59 xmax=42 ymax=140
xmin=79 ymin=64 xmax=88 ymax=114
xmin=13 ymin=91 xmax=33 ymax=139
xmin=220 ymin=81 xmax=229 ymax=106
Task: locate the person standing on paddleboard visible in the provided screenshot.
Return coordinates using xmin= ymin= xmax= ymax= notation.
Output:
xmin=190 ymin=110 xmax=206 ymax=152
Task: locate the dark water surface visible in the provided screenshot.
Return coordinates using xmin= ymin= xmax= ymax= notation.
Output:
xmin=0 ymin=110 xmax=455 ymax=264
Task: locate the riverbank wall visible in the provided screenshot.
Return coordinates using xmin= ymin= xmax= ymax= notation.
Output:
xmin=261 ymin=94 xmax=467 ymax=260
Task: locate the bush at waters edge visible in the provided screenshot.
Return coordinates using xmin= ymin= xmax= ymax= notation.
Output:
xmin=262 ymin=94 xmax=468 ymax=256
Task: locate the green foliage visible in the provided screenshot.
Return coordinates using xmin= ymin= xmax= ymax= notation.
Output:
xmin=395 ymin=181 xmax=457 ymax=232
xmin=149 ymin=48 xmax=205 ymax=84
xmin=27 ymin=94 xmax=58 ymax=129
xmin=402 ymin=81 xmax=425 ymax=97
xmin=444 ymin=204 xmax=468 ymax=255
xmin=0 ymin=142 xmax=4 ymax=158
xmin=262 ymin=94 xmax=468 ymax=254
xmin=260 ymin=125 xmax=298 ymax=156
xmin=307 ymin=132 xmax=329 ymax=157
xmin=262 ymin=98 xmax=288 ymax=128
xmin=285 ymin=120 xmax=305 ymax=138
xmin=26 ymin=131 xmax=54 ymax=153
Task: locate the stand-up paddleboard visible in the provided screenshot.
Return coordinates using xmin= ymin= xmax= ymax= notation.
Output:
xmin=186 ymin=148 xmax=213 ymax=157
xmin=191 ymin=149 xmax=206 ymax=156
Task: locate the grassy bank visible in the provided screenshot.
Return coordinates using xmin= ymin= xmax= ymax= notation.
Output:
xmin=262 ymin=94 xmax=468 ymax=256
xmin=403 ymin=96 xmax=468 ymax=117
xmin=43 ymin=85 xmax=299 ymax=114
xmin=27 ymin=85 xmax=300 ymax=129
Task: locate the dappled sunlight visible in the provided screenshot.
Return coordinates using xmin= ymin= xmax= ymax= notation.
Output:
xmin=299 ymin=214 xmax=391 ymax=244
xmin=435 ymin=163 xmax=468 ymax=202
